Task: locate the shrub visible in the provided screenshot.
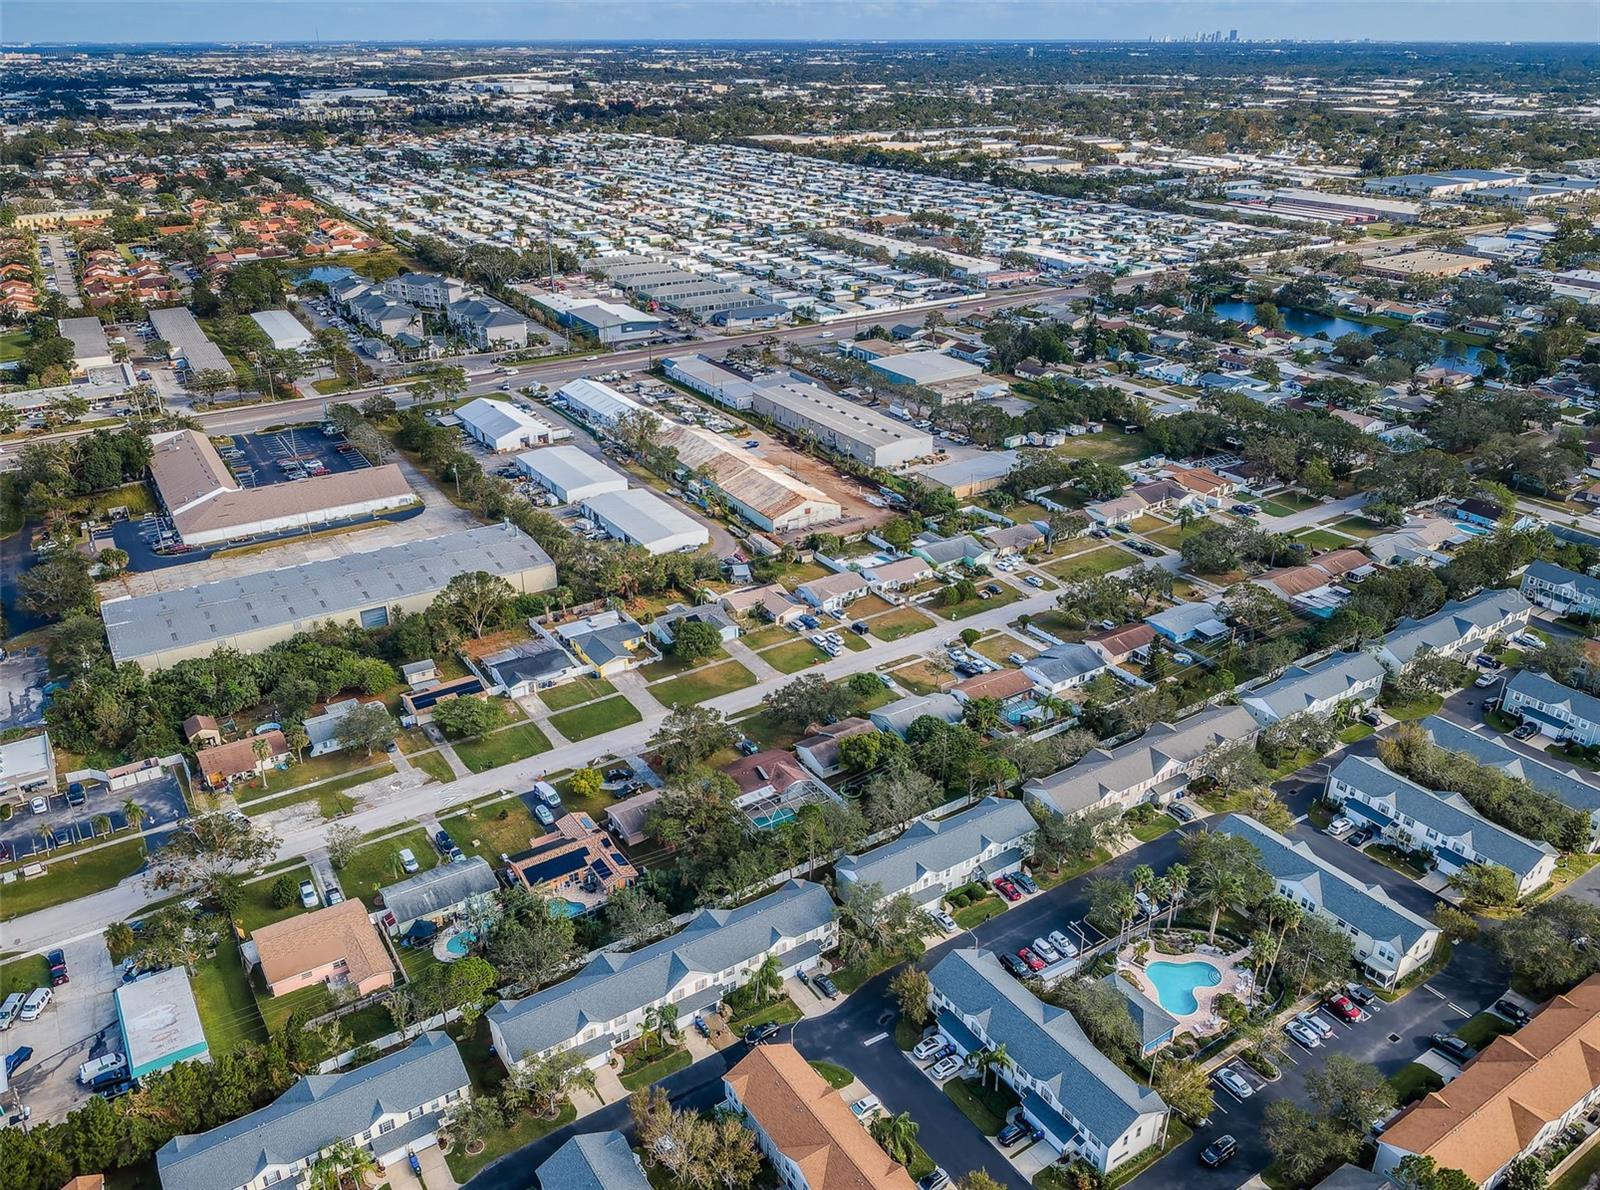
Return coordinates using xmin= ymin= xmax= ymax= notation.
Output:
xmin=270 ymin=874 xmax=299 ymax=908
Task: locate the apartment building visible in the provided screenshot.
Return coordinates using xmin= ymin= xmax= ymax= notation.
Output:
xmin=1503 ymin=671 xmax=1600 ymax=747
xmin=1239 ymin=652 xmax=1387 ymax=726
xmin=1375 ymin=589 xmax=1533 ymax=671
xmin=835 ymin=796 xmax=1036 ymax=907
xmin=1519 ymin=561 xmax=1600 ymax=618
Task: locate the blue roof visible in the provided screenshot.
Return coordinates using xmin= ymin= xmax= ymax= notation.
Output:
xmin=536 ymin=1130 xmax=650 ymax=1190
xmin=1506 ymin=670 xmax=1600 ymax=731
xmin=1523 ymin=560 xmax=1600 ymax=604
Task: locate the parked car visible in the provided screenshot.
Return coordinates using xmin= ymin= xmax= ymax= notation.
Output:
xmin=743 ymin=1022 xmax=780 ymax=1044
xmin=65 ymin=782 xmax=85 ymax=807
xmin=1359 ymin=711 xmax=1382 ymax=726
xmin=997 ymin=1121 xmax=1033 ymax=1147
xmin=29 ymin=796 xmax=48 ymax=814
xmin=917 ymin=1169 xmax=951 ymax=1190
xmin=1345 ymin=984 xmax=1377 ymax=1007
xmin=399 ymin=847 xmax=419 ymax=874
xmin=1348 ymin=826 xmax=1376 ymax=847
xmin=1285 ymin=1019 xmax=1323 ymax=1049
xmin=1012 ymin=872 xmax=1039 ymax=895
xmin=1493 ymin=999 xmax=1531 ymax=1026
xmin=325 ymin=888 xmax=345 ymax=905
xmin=1327 ymin=816 xmax=1356 ymax=839
xmin=78 ymin=1052 xmax=127 ymax=1085
xmin=813 ymin=974 xmax=839 ymax=1000
xmin=1000 ymin=953 xmax=1031 ymax=978
xmin=1031 ymin=937 xmax=1062 ymax=965
xmin=1513 ymin=723 xmax=1540 ymax=741
xmin=534 ymin=804 xmax=555 ymax=827
xmin=1325 ymin=994 xmax=1361 ymax=1023
xmin=1298 ymin=1012 xmax=1335 ymax=1039
xmin=434 ymin=830 xmax=456 ymax=854
xmin=929 ymin=1056 xmax=962 ymax=1081
xmin=850 ymin=1095 xmax=882 ymax=1120
xmin=5 ymin=1046 xmax=33 ymax=1078
xmin=604 ymin=767 xmax=631 ymax=782
xmin=299 ymin=880 xmax=318 ymax=909
xmin=46 ymin=950 xmax=69 ymax=986
xmin=1215 ymin=1067 xmax=1253 ymax=1099
xmin=1047 ymin=930 xmax=1079 ymax=958
xmin=913 ymin=1036 xmax=947 ymax=1061
xmin=1025 ymin=576 xmax=1044 ymax=588
xmin=993 ymin=877 xmax=1022 ymax=902
xmin=1169 ymin=801 xmax=1195 ymax=823
xmin=929 ymin=909 xmax=958 ymax=934
xmin=1018 ymin=947 xmax=1045 ymax=973
xmin=1474 ymin=673 xmax=1499 ymax=688
xmin=1201 ymin=1135 xmax=1238 ymax=1167
xmin=1430 ymin=1033 xmax=1476 ymax=1063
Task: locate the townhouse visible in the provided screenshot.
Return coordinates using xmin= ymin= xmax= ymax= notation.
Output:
xmin=1238 ymin=651 xmax=1387 ymax=727
xmin=1024 ymin=705 xmax=1260 ymax=818
xmin=536 ymin=1131 xmax=652 ymax=1190
xmin=928 ymin=949 xmax=1170 ymax=1173
xmin=1519 ymin=560 xmax=1600 ymax=618
xmin=486 ymin=880 xmax=835 ymax=1070
xmin=1326 ymin=755 xmax=1558 ymax=898
xmin=834 ymin=796 xmax=1036 ymax=907
xmin=1217 ymin=814 xmax=1440 ymax=989
xmin=1502 ymin=671 xmax=1600 ymax=747
xmin=1376 ymin=589 xmax=1533 ymax=670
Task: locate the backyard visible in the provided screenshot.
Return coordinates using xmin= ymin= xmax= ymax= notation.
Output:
xmin=191 ymin=938 xmax=268 ymax=1054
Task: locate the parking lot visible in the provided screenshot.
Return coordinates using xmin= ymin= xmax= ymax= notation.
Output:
xmin=0 ymin=770 xmax=187 ymax=864
xmin=0 ymin=648 xmax=49 ymax=732
xmin=4 ymin=935 xmax=123 ymax=1124
xmin=218 ymin=426 xmax=372 ymax=490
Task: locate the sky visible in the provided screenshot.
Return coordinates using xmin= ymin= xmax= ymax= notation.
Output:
xmin=5 ymin=1 xmax=1597 ymax=47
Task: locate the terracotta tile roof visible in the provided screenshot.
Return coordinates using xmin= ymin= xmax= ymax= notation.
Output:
xmin=725 ymin=1044 xmax=918 ymax=1190
xmin=1380 ymin=976 xmax=1600 ymax=1184
xmin=250 ymin=898 xmax=391 ymax=991
xmin=953 ymin=668 xmax=1037 ymax=701
xmin=1167 ymin=466 xmax=1231 ymax=495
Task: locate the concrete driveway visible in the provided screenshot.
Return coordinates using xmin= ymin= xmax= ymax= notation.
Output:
xmin=6 ymin=935 xmax=120 ymax=1122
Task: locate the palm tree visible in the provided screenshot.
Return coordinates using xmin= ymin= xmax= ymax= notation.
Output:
xmin=1176 ymin=504 xmax=1198 ymax=541
xmin=750 ymin=953 xmax=784 ymax=1006
xmin=870 ymin=1111 xmax=922 ymax=1167
xmin=251 ymin=737 xmax=273 ymax=789
xmin=1164 ymin=863 xmax=1190 ymax=928
xmin=305 ymin=1139 xmax=376 ymax=1190
xmin=123 ymin=798 xmax=147 ymax=853
xmin=286 ymin=724 xmax=310 ymax=763
xmin=1193 ymin=865 xmax=1248 ymax=945
xmin=976 ymin=1042 xmax=1013 ymax=1092
xmin=92 ymin=813 xmax=113 ymax=839
xmin=1262 ymin=899 xmax=1302 ymax=1000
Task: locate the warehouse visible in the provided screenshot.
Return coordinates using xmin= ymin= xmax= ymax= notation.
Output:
xmin=147 ymin=429 xmax=417 ymax=547
xmin=515 ymin=445 xmax=628 ymax=503
xmin=659 ymin=425 xmax=842 ymax=533
xmin=59 ymin=315 xmax=113 ymax=370
xmin=750 ymin=377 xmax=935 ymax=469
xmin=249 ymin=309 xmax=315 ymax=352
xmin=1364 ymin=250 xmax=1486 ymax=280
xmin=149 ymin=306 xmax=231 ymax=375
xmin=101 ymin=522 xmax=557 ymax=670
xmin=867 ymin=349 xmax=985 ymax=388
xmin=660 ymin=353 xmax=760 ymax=410
xmin=116 ymin=967 xmax=209 ymax=1080
xmin=455 ymin=397 xmax=567 ymax=452
xmin=556 ymin=377 xmax=647 ymax=428
xmin=528 ymin=291 xmax=667 ymax=345
xmin=582 ymin=488 xmax=710 ymax=554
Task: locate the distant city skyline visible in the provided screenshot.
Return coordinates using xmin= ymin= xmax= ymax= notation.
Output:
xmin=5 ymin=1 xmax=1597 ymax=48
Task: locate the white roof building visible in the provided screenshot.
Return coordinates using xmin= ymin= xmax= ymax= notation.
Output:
xmin=516 ymin=445 xmax=629 ymax=504
xmin=59 ymin=316 xmax=113 ymax=370
xmin=249 ymin=309 xmax=314 ymax=352
xmin=582 ymin=489 xmax=710 ymax=555
xmin=556 ymin=377 xmax=646 ymax=427
xmin=455 ymin=397 xmax=567 ymax=452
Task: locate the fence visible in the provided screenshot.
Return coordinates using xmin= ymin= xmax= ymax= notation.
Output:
xmin=316 ymin=1006 xmax=464 ymax=1073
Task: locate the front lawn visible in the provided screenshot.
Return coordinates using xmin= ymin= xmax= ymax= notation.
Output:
xmin=1043 ymin=547 xmax=1131 ymax=583
xmin=945 ymin=1076 xmax=1018 ymax=1135
xmin=1129 ymin=812 xmax=1179 ymax=843
xmin=442 ymin=797 xmax=543 ymax=861
xmin=0 ymin=954 xmax=49 ymax=999
xmin=334 ymin=826 xmax=440 ymax=903
xmin=930 ymin=584 xmax=1023 ymax=621
xmin=454 ymin=722 xmax=554 ymax=772
xmin=1381 ymin=693 xmax=1443 ymax=721
xmin=236 ymin=864 xmax=316 ymax=933
xmin=885 ymin=659 xmax=952 ymax=695
xmin=1295 ymin=528 xmax=1355 ymax=551
xmin=867 ymin=607 xmax=936 ymax=641
xmin=549 ymin=694 xmax=643 ymax=741
xmin=952 ymin=894 xmax=1006 ymax=929
xmin=446 ymin=1103 xmax=577 ymax=1184
xmin=1389 ymin=1062 xmax=1446 ymax=1106
xmin=727 ymin=996 xmax=803 ymax=1033
xmin=740 ymin=624 xmax=790 ymax=649
xmin=411 ymin=752 xmax=455 ymax=783
xmin=1339 ymin=724 xmax=1376 ymax=744
xmin=810 ymin=1060 xmax=855 ymax=1090
xmin=639 ymin=646 xmax=728 ymax=682
xmin=619 ymin=1045 xmax=693 ymax=1092
xmin=0 ymin=839 xmax=147 ymax=919
xmin=538 ymin=675 xmax=617 ymax=711
xmin=1455 ymin=1010 xmax=1518 ymax=1050
xmin=649 ymin=660 xmax=757 ymax=707
xmin=1365 ymin=844 xmax=1430 ymax=880
xmin=763 ymin=638 xmax=830 ymax=673
xmin=1330 ymin=515 xmax=1385 ymax=539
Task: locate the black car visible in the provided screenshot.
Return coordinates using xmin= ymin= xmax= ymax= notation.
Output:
xmin=434 ymin=830 xmax=456 ymax=854
xmin=996 ymin=1121 xmax=1031 ymax=1146
xmin=1430 ymin=1033 xmax=1477 ymax=1063
xmin=94 ymin=1078 xmax=135 ymax=1101
xmin=1348 ymin=826 xmax=1375 ymax=847
xmin=1345 ymin=984 xmax=1377 ymax=1007
xmin=1494 ymin=999 xmax=1531 ymax=1026
xmin=47 ymin=949 xmax=69 ymax=986
xmin=850 ymin=622 xmax=870 ymax=635
xmin=605 ymin=767 xmax=631 ymax=782
xmin=1011 ymin=871 xmax=1040 ymax=895
xmin=1359 ymin=711 xmax=1382 ymax=727
xmin=744 ymin=1022 xmax=780 ymax=1044
xmin=1200 ymin=1136 xmax=1238 ymax=1167
xmin=4 ymin=1046 xmax=32 ymax=1078
xmin=65 ymin=782 xmax=86 ymax=807
xmin=1000 ymin=952 xmax=1031 ymax=978
xmin=813 ymin=974 xmax=839 ymax=1000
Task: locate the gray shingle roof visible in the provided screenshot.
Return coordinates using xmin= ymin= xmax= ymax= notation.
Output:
xmin=1506 ymin=670 xmax=1600 ymax=730
xmin=835 ymin=797 xmax=1036 ymax=900
xmin=1419 ymin=716 xmax=1600 ymax=815
xmin=1522 ymin=560 xmax=1600 ymax=604
xmin=930 ymin=949 xmax=1165 ymax=1144
xmin=488 ymin=881 xmax=833 ymax=1061
xmin=1217 ymin=815 xmax=1437 ymax=954
xmin=1144 ymin=600 xmax=1227 ymax=637
xmin=1101 ymin=973 xmax=1178 ymax=1050
xmin=869 ymin=692 xmax=963 ymax=737
xmin=1241 ymin=652 xmax=1386 ymax=721
xmin=1382 ymin=588 xmax=1530 ymax=666
xmin=1025 ymin=643 xmax=1107 ymax=686
xmin=378 ymin=856 xmax=500 ymax=926
xmin=1329 ymin=755 xmax=1556 ymax=879
xmin=535 ymin=1130 xmax=650 ymax=1190
xmin=155 ymin=1032 xmax=468 ymax=1190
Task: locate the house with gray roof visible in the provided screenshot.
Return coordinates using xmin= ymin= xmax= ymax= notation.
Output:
xmin=155 ymin=1031 xmax=469 ymax=1190
xmin=376 ymin=856 xmax=500 ymax=937
xmin=1327 ymin=755 xmax=1558 ymax=898
xmin=478 ymin=638 xmax=587 ymax=698
xmin=1520 ymin=561 xmax=1600 ymax=619
xmin=1239 ymin=651 xmax=1387 ymax=726
xmin=1100 ymin=973 xmax=1177 ymax=1054
xmin=1375 ymin=588 xmax=1531 ymax=670
xmin=1145 ymin=600 xmax=1230 ymax=645
xmin=649 ymin=602 xmax=739 ymax=648
xmin=835 ymin=796 xmax=1035 ymax=907
xmin=1025 ymin=705 xmax=1258 ymax=819
xmin=928 ymin=949 xmax=1169 ymax=1173
xmin=1023 ymin=643 xmax=1111 ymax=696
xmin=868 ymin=692 xmax=963 ymax=738
xmin=913 ymin=533 xmax=994 ymax=569
xmin=1418 ymin=716 xmax=1600 ymax=847
xmin=487 ymin=880 xmax=835 ymax=1070
xmin=1217 ymin=815 xmax=1440 ymax=989
xmin=535 ymin=1130 xmax=650 ymax=1190
xmin=1503 ymin=670 xmax=1600 ymax=748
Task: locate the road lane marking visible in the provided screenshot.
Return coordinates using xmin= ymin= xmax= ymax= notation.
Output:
xmin=863 ymin=1032 xmax=888 ymax=1047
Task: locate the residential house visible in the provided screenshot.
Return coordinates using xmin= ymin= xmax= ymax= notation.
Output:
xmin=1238 ymin=652 xmax=1387 ymax=726
xmin=1024 ymin=706 xmax=1260 ymax=819
xmin=869 ymin=692 xmax=963 ymax=738
xmin=724 ymin=1043 xmax=919 ymax=1190
xmin=446 ymin=297 xmax=529 ymax=350
xmin=1145 ymin=600 xmax=1231 ymax=645
xmin=301 ymin=699 xmax=374 ymax=757
xmin=1086 ymin=493 xmax=1149 ymax=528
xmin=154 ymin=1032 xmax=469 ymax=1190
xmin=376 ymin=857 xmax=500 ymax=940
xmin=984 ymin=522 xmax=1046 ymax=555
xmin=505 ymin=812 xmax=639 ymax=913
xmin=1217 ymin=815 xmax=1440 ymax=989
xmin=193 ymin=731 xmax=288 ymax=792
xmin=835 ymin=796 xmax=1035 ymax=907
xmin=1503 ymin=671 xmax=1600 ymax=747
xmin=181 ymin=715 xmax=222 ymax=748
xmin=1254 ymin=549 xmax=1374 ymax=616
xmin=1376 ymin=589 xmax=1533 ymax=670
xmin=722 ymin=749 xmax=841 ymax=830
xmin=1023 ymin=643 xmax=1111 ymax=696
xmin=1101 ymin=973 xmax=1179 ymax=1054
xmin=243 ymin=899 xmax=395 ymax=999
xmin=1086 ymin=623 xmax=1157 ymax=667
xmin=479 ymin=639 xmax=587 ymax=698
xmin=794 ymin=718 xmax=878 ymax=779
xmin=1326 ymin=755 xmax=1558 ymax=898
xmin=862 ymin=556 xmax=934 ymax=591
xmin=1520 ymin=561 xmax=1600 ymax=618
xmin=952 ymin=668 xmax=1038 ymax=704
xmin=1457 ymin=497 xmax=1506 ymax=528
xmin=928 ymin=949 xmax=1170 ymax=1172
xmin=399 ymin=675 xmax=487 ymax=728
xmin=487 ymin=881 xmax=835 ymax=1071
xmin=914 ymin=534 xmax=994 ymax=570
xmin=1374 ymin=976 xmax=1600 ymax=1187
xmin=649 ymin=602 xmax=740 ymax=648
xmin=536 ymin=1131 xmax=651 ymax=1190
xmin=1365 ymin=519 xmax=1472 ymax=567
xmin=720 ymin=583 xmax=806 ymax=626
xmin=1165 ymin=466 xmax=1236 ymax=507
xmin=794 ymin=571 xmax=869 ymax=613
xmin=554 ymin=610 xmax=655 ymax=678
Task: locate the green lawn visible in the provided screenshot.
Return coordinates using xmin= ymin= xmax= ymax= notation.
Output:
xmin=334 ymin=826 xmax=440 ymax=903
xmin=191 ymin=938 xmax=267 ymax=1053
xmin=728 ymin=995 xmax=804 ymax=1032
xmin=1455 ymin=1010 xmax=1518 ymax=1050
xmin=619 ymin=1046 xmax=693 ymax=1092
xmin=0 ymin=839 xmax=147 ymax=919
xmin=1389 ymin=1062 xmax=1446 ymax=1106
xmin=549 ymin=694 xmax=643 ymax=741
xmin=973 ymin=633 xmax=1037 ymax=663
xmin=1295 ymin=528 xmax=1355 ymax=551
xmin=1043 ymin=547 xmax=1131 ymax=582
xmin=237 ymin=865 xmax=315 ymax=933
xmin=649 ymin=660 xmax=757 ymax=707
xmin=639 ymin=646 xmax=728 ymax=682
xmin=740 ymin=624 xmax=790 ymax=649
xmin=732 ymin=708 xmax=804 ymax=750
xmin=1338 ymin=723 xmax=1376 ymax=744
xmin=1129 ymin=812 xmax=1179 ymax=843
xmin=411 ymin=752 xmax=455 ymax=783
xmin=1382 ymin=693 xmax=1443 ymax=721
xmin=446 ymin=1104 xmax=576 ymax=1185
xmin=442 ymin=797 xmax=543 ymax=862
xmin=454 ymin=722 xmax=554 ymax=772
xmin=930 ymin=584 xmax=1024 ymax=621
xmin=953 ymin=895 xmax=1007 ymax=929
xmin=763 ymin=638 xmax=830 ymax=673
xmin=537 ymin=676 xmax=617 ymax=711
xmin=867 ymin=607 xmax=937 ymax=641
xmin=1330 ymin=515 xmax=1385 ymax=539
xmin=945 ymin=1076 xmax=1018 ymax=1136
xmin=810 ymin=1060 xmax=856 ymax=1090
xmin=1553 ymin=1138 xmax=1600 ymax=1190
xmin=0 ymin=329 xmax=29 ymax=364
xmin=0 ymin=954 xmax=49 ymax=999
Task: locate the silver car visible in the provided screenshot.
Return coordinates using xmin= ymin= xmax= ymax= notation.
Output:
xmin=1286 ymin=1019 xmax=1323 ymax=1049
xmin=1215 ymin=1066 xmax=1254 ymax=1098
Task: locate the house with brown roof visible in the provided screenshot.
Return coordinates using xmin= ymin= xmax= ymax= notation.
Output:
xmin=505 ymin=811 xmax=638 ymax=913
xmin=606 ymin=788 xmax=663 ymax=847
xmin=1087 ymin=623 xmax=1157 ymax=666
xmin=245 ymin=899 xmax=394 ymax=999
xmin=1375 ymin=975 xmax=1600 ymax=1187
xmin=723 ymin=748 xmax=842 ymax=829
xmin=723 ymin=1043 xmax=919 ymax=1190
xmin=794 ymin=717 xmax=877 ymax=779
xmin=952 ymin=667 xmax=1038 ymax=704
xmin=181 ymin=714 xmax=222 ymax=747
xmin=194 ymin=731 xmax=289 ymax=791
xmin=1166 ymin=466 xmax=1236 ymax=506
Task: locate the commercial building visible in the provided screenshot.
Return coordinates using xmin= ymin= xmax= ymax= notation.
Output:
xmin=589 ymin=253 xmax=764 ymax=321
xmin=0 ymin=732 xmax=56 ymax=802
xmin=536 ymin=1131 xmax=651 ymax=1190
xmin=249 ymin=309 xmax=314 ymax=352
xmin=1503 ymin=671 xmax=1600 ymax=748
xmin=1024 ymin=706 xmax=1259 ymax=818
xmin=488 ymin=881 xmax=835 ymax=1070
xmin=582 ymin=488 xmax=710 ymax=554
xmin=749 ymin=379 xmax=934 ymax=469
xmin=1217 ymin=815 xmax=1439 ymax=989
xmin=1520 ymin=560 xmax=1600 ymax=618
xmin=529 ymin=291 xmax=667 ymax=345
xmin=866 ymin=350 xmax=985 ymax=388
xmin=59 ymin=316 xmax=113 ymax=370
xmin=145 ymin=429 xmax=416 ymax=548
xmin=454 ymin=396 xmax=566 ymax=452
xmin=835 ymin=796 xmax=1035 ymax=907
xmin=1376 ymin=589 xmax=1532 ymax=670
xmin=116 ymin=967 xmax=209 ymax=1081
xmin=155 ymin=1032 xmax=469 ymax=1190
xmin=928 ymin=949 xmax=1169 ymax=1173
xmin=515 ymin=445 xmax=628 ymax=503
xmin=658 ymin=425 xmax=842 ymax=533
xmin=1375 ymin=975 xmax=1600 ymax=1187
xmin=1239 ymin=651 xmax=1387 ymax=726
xmin=556 ymin=377 xmax=647 ymax=428
xmin=660 ymin=354 xmax=760 ymax=410
xmin=1327 ymin=755 xmax=1558 ymax=898
xmin=102 ymin=523 xmax=556 ymax=670
xmin=148 ymin=305 xmax=231 ymax=375
xmin=723 ymin=1044 xmax=919 ymax=1190
xmin=1365 ymin=250 xmax=1486 ymax=280
xmin=244 ymin=898 xmax=395 ymax=999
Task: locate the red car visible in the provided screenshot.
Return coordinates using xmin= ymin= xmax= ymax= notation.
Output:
xmin=1018 ymin=947 xmax=1045 ymax=973
xmin=994 ymin=878 xmax=1021 ymax=902
xmin=1325 ymin=994 xmax=1361 ymax=1023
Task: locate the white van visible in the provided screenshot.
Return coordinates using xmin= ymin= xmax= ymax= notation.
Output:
xmin=78 ymin=1052 xmax=127 ymax=1085
xmin=0 ymin=992 xmax=24 ymax=1030
xmin=19 ymin=987 xmax=51 ymax=1021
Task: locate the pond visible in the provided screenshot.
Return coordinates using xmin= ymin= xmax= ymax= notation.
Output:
xmin=1210 ymin=300 xmax=1500 ymax=374
xmin=294 ymin=265 xmax=355 ymax=287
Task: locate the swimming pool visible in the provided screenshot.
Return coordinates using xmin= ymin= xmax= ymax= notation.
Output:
xmin=444 ymin=929 xmax=478 ymax=957
xmin=1145 ymin=959 xmax=1222 ymax=1016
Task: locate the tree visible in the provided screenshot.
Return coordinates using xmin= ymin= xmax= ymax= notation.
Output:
xmin=569 ymin=767 xmax=604 ymax=801
xmin=1192 ymin=739 xmax=1271 ymax=795
xmin=324 ymin=824 xmax=361 ymax=869
xmin=891 ymin=967 xmax=933 ymax=1029
xmin=1264 ymin=1100 xmax=1360 ymax=1188
xmin=763 ymin=673 xmax=855 ymax=730
xmin=104 ymin=920 xmax=137 ymax=963
xmin=432 ymin=695 xmax=508 ymax=740
xmin=1126 ymin=564 xmax=1174 ymax=610
xmin=835 ymin=881 xmax=930 ymax=968
xmin=433 ymin=570 xmax=515 ymax=638
xmin=334 ymin=701 xmax=398 ymax=756
xmin=306 ymin=1139 xmax=377 ymax=1190
xmin=271 ymin=873 xmax=300 ymax=908
xmin=671 ymin=618 xmax=723 ymax=663
xmin=1502 ymin=1157 xmax=1547 ymax=1190
xmin=1392 ymin=1155 xmax=1480 ymax=1190
xmin=962 ymin=1174 xmax=1008 ymax=1190
xmin=49 ymin=613 xmax=108 ymax=672
xmin=1153 ymin=1058 xmax=1215 ymax=1124
xmin=649 ymin=703 xmax=736 ymax=774
xmin=1182 ymin=829 xmax=1272 ymax=942
xmin=1434 ymin=905 xmax=1480 ymax=943
xmin=605 ymin=884 xmax=672 ymax=949
xmin=148 ymin=811 xmax=280 ymax=903
xmin=1279 ymin=915 xmax=1357 ymax=995
xmin=1086 ymin=876 xmax=1138 ymax=939
xmin=1449 ymin=862 xmax=1520 ymax=909
xmin=870 ymin=1111 xmax=922 ymax=1167
xmin=1051 ymin=979 xmax=1140 ymax=1061
xmin=19 ymin=550 xmax=95 ymax=620
xmin=704 ymin=1113 xmax=763 ymax=1190
xmin=1306 ymin=1054 xmax=1396 ymax=1133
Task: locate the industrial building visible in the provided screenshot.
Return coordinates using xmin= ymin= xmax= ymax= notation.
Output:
xmin=658 ymin=424 xmax=842 ymax=533
xmin=514 ymin=445 xmax=628 ymax=504
xmin=454 ymin=396 xmax=568 ymax=452
xmin=146 ymin=429 xmax=416 ymax=547
xmin=148 ymin=306 xmax=231 ymax=375
xmin=101 ymin=522 xmax=557 ymax=670
xmin=249 ymin=309 xmax=314 ymax=352
xmin=555 ymin=376 xmax=647 ymax=428
xmin=588 ymin=253 xmax=764 ymax=320
xmin=116 ymin=967 xmax=209 ymax=1080
xmin=660 ymin=353 xmax=761 ymax=410
xmin=527 ymin=291 xmax=668 ymax=345
xmin=582 ymin=488 xmax=710 ymax=554
xmin=59 ymin=315 xmax=113 ymax=370
xmin=749 ymin=377 xmax=934 ymax=469
xmin=866 ymin=349 xmax=985 ymax=388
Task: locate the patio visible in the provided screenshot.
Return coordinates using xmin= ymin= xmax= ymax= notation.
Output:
xmin=1118 ymin=940 xmax=1253 ymax=1038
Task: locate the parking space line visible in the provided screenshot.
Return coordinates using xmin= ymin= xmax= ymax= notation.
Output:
xmin=1421 ymin=984 xmax=1446 ymax=1000
xmin=862 ymin=1032 xmax=888 ymax=1047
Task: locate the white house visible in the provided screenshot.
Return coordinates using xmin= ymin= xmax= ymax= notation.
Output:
xmin=1239 ymin=651 xmax=1387 ymax=726
xmin=1375 ymin=589 xmax=1532 ymax=670
xmin=1503 ymin=671 xmax=1600 ymax=748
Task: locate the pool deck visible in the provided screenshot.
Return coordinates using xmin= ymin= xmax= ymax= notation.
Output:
xmin=1118 ymin=944 xmax=1252 ymax=1037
